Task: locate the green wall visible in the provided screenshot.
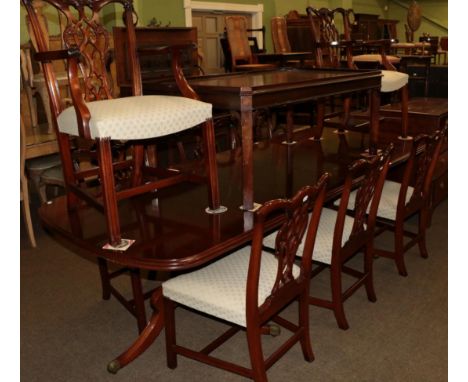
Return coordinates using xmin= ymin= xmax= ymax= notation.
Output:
xmin=20 ymin=0 xmax=448 ymax=50
xmin=387 ymin=1 xmax=448 ymax=42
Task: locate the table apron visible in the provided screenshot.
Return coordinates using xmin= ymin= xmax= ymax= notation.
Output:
xmin=194 ymin=78 xmax=381 ymax=111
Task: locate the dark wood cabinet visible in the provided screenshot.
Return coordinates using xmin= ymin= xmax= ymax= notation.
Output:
xmin=113 ymin=27 xmax=200 ymax=96
xmin=377 ymin=19 xmax=399 ymax=40
xmin=285 ymin=10 xmax=319 ymax=52
xmin=351 ymin=13 xmax=380 ymax=41
xmin=381 ymin=98 xmax=448 ymax=209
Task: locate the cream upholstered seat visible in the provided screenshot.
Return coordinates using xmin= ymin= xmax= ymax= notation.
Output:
xmin=264 ymin=147 xmax=393 ymax=330
xmin=57 ymin=96 xmax=212 ymax=140
xmin=263 ymin=208 xmax=354 ymax=265
xmin=162 ymin=179 xmax=328 ymax=381
xmin=163 ymin=246 xmax=300 ymax=327
xmin=352 ymin=53 xmax=401 ymax=65
xmin=380 ymin=71 xmax=409 ymax=93
xmin=374 ymin=131 xmax=446 ymax=276
xmin=374 ymin=181 xmax=413 ymax=220
xmin=335 ymin=181 xmax=413 ymax=221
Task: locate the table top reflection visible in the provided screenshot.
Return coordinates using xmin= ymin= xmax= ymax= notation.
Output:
xmin=39 ymin=128 xmax=411 ymax=271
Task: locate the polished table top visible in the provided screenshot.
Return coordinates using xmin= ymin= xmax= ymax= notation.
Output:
xmin=39 ymin=127 xmax=413 ymax=372
xmin=187 ymin=67 xmax=383 ymax=210
xmin=39 ymin=128 xmax=411 ymax=272
xmin=188 ymin=67 xmax=382 ymax=109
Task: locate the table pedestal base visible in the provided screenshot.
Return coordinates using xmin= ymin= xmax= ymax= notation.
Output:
xmin=107 ymin=287 xmax=165 ymax=373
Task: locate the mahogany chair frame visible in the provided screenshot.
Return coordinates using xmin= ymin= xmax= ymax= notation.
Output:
xmin=307 ymin=6 xmax=410 ymax=139
xmin=163 ymin=176 xmax=329 ymax=381
xmin=341 ymin=8 xmax=410 ymax=140
xmin=306 ymin=7 xmax=355 ymax=136
xmin=224 ymin=15 xmax=276 ymax=72
xmin=310 ymin=145 xmax=393 ymax=330
xmin=271 ymin=16 xmax=292 ymax=54
xmin=21 ymin=0 xmax=222 ymax=248
xmin=374 ymin=127 xmax=447 ymax=276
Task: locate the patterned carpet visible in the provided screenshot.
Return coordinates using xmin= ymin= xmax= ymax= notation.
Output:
xmin=20 ymin=195 xmax=447 ymax=382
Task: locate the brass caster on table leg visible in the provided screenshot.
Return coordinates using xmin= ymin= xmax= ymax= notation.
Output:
xmin=107 ymin=359 xmax=121 ymax=374
xmin=281 ymin=140 xmax=297 ymax=145
xmin=269 ymin=324 xmax=281 ymax=337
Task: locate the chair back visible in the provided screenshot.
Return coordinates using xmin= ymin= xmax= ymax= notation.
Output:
xmin=334 ymin=145 xmax=393 ymax=256
xmin=306 ymin=7 xmax=354 ymax=69
xmin=225 ymin=16 xmax=254 ymax=67
xmin=21 ymin=0 xmax=141 ymax=122
xmin=271 ymin=16 xmax=291 ymax=53
xmin=246 ymin=174 xmax=329 ymax=321
xmin=398 ymin=127 xmax=447 ymax=216
xmin=25 ymin=0 xmax=53 ymax=52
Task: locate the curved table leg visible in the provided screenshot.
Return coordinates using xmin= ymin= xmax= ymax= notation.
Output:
xmin=107 ymin=287 xmax=164 ymax=374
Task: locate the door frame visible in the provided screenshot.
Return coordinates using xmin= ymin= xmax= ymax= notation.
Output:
xmin=183 ymin=0 xmax=265 ymax=48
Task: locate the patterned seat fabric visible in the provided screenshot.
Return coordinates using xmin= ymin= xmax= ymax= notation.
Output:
xmin=162 ymin=246 xmax=300 ymax=327
xmin=380 ymin=70 xmax=409 ymax=92
xmin=57 ymin=95 xmax=212 ymax=140
xmin=334 ymin=180 xmax=414 ymax=221
xmin=263 ymin=208 xmax=354 ymax=265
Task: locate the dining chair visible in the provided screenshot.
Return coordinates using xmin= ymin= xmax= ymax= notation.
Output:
xmin=271 ymin=16 xmax=291 ymax=54
xmin=162 ymin=175 xmax=329 ymax=381
xmin=307 ymin=7 xmax=411 ymax=140
xmin=305 ymin=6 xmax=355 ymax=136
xmin=339 ymin=8 xmax=411 ymax=140
xmin=264 ymin=145 xmax=393 ymax=330
xmin=225 ymin=15 xmax=277 ymax=72
xmin=370 ymin=127 xmax=447 ymax=276
xmin=20 ymin=116 xmax=37 ymax=248
xmin=270 ymin=16 xmax=314 ymax=69
xmin=22 ymin=0 xmax=225 ymax=249
xmin=343 ymin=10 xmax=401 ymax=70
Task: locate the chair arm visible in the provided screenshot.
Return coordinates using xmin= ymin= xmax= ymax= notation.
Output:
xmin=34 ymin=47 xmax=81 ymax=63
xmin=137 ymin=43 xmax=200 ymax=100
xmin=37 ymin=47 xmax=94 ymax=139
xmin=352 ymin=39 xmax=396 ymax=70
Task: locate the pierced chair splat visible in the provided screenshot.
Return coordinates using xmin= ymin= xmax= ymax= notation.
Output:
xmin=162 ymin=175 xmax=329 ymax=381
xmin=265 ymin=145 xmax=393 ymax=329
xmin=306 ymin=7 xmax=355 ymax=138
xmin=21 ymin=0 xmax=225 ymax=249
xmin=340 ymin=8 xmax=411 ymax=141
xmin=371 ymin=127 xmax=447 ymax=276
xmin=307 ymin=6 xmax=410 ymax=141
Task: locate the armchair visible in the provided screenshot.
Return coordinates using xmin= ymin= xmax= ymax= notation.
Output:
xmin=224 ymin=16 xmax=277 ymax=72
xmin=21 ymin=0 xmax=225 ymax=249
xmin=307 ymin=7 xmax=411 ymax=140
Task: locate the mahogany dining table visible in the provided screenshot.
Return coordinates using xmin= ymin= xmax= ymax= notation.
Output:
xmin=38 ymin=128 xmax=412 ymax=373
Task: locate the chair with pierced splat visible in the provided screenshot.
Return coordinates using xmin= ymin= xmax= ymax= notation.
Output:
xmin=21 ymin=0 xmax=225 ymax=250
xmin=162 ymin=176 xmax=328 ymax=381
